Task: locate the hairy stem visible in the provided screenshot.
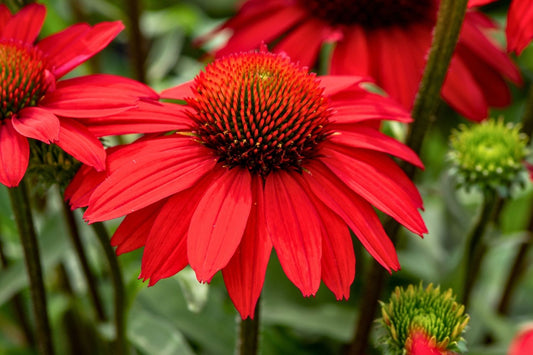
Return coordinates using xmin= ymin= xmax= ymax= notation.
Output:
xmin=91 ymin=222 xmax=127 ymax=355
xmin=238 ymin=299 xmax=261 ymax=355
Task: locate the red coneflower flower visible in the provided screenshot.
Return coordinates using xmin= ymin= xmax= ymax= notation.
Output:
xmin=199 ymin=0 xmax=521 ymax=121
xmin=470 ymin=0 xmax=533 ymax=55
xmin=0 ymin=4 xmax=172 ymax=187
xmin=508 ymin=323 xmax=533 ymax=355
xmin=73 ymin=49 xmax=427 ymax=319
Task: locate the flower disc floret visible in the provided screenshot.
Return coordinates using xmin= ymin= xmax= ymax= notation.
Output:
xmin=0 ymin=41 xmax=50 ymax=119
xmin=303 ymin=0 xmax=436 ymax=28
xmin=380 ymin=283 xmax=470 ymax=354
xmin=449 ymin=119 xmax=529 ymax=193
xmin=188 ymin=51 xmax=332 ymax=176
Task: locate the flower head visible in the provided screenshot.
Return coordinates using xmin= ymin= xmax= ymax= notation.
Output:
xmin=200 ymin=0 xmax=521 ymax=121
xmin=448 ymin=118 xmax=529 ymax=194
xmin=379 ymin=283 xmax=469 ymax=355
xmin=508 ymin=323 xmax=533 ymax=355
xmin=71 ymin=49 xmax=427 ymax=319
xmin=0 ymin=4 xmax=170 ymax=188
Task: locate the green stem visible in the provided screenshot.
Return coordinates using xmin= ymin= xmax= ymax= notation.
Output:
xmin=91 ymin=222 xmax=127 ymax=355
xmin=348 ymin=0 xmax=469 ymax=353
xmin=238 ymin=298 xmax=261 ymax=355
xmin=124 ymin=0 xmax=147 ymax=83
xmin=60 ymin=197 xmax=106 ymax=322
xmin=8 ymin=180 xmax=54 ymax=355
xmin=461 ymin=191 xmax=497 ymax=308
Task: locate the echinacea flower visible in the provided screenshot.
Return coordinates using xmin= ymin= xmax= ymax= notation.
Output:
xmin=379 ymin=284 xmax=469 ymax=355
xmin=200 ymin=0 xmax=521 ymax=121
xmin=0 ymin=4 xmax=172 ymax=188
xmin=71 ymin=49 xmax=427 ymax=319
xmin=469 ymin=0 xmax=533 ymax=55
xmin=508 ymin=323 xmax=533 ymax=355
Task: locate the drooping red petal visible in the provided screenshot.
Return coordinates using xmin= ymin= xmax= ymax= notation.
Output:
xmin=507 ymin=0 xmax=533 ymax=55
xmin=304 ymin=187 xmax=355 ymax=301
xmin=459 ymin=14 xmax=521 ymax=83
xmin=468 ymin=0 xmax=496 ymax=7
xmin=37 ymin=21 xmax=124 ymax=78
xmin=264 ymin=170 xmax=322 ymax=296
xmin=223 ymin=174 xmax=272 ymax=319
xmin=330 ymin=125 xmax=423 ymax=168
xmin=12 ymin=107 xmax=60 ymax=143
xmin=216 ymin=6 xmax=307 ymax=59
xmin=0 ymin=5 xmax=11 ymax=31
xmin=274 ymin=17 xmax=329 ymax=69
xmin=141 ymin=176 xmax=215 ymax=285
xmin=111 ymin=199 xmax=167 ymax=255
xmin=188 ymin=168 xmax=253 ymax=282
xmin=0 ymin=120 xmax=29 ymax=188
xmin=64 ymin=165 xmax=105 ymax=209
xmin=303 ymin=160 xmax=400 ymax=272
xmin=55 ymin=117 xmax=106 ymax=171
xmin=442 ymin=55 xmax=488 ymax=121
xmin=321 ymin=145 xmax=426 ymax=235
xmin=85 ymin=137 xmax=217 ymax=222
xmin=2 ymin=3 xmax=45 ymax=44
xmin=331 ymin=26 xmax=371 ymax=76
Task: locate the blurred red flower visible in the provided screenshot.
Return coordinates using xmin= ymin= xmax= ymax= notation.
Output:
xmin=200 ymin=0 xmax=521 ymax=121
xmin=0 ymin=4 xmax=164 ymax=187
xmin=69 ymin=49 xmax=427 ymax=318
xmin=470 ymin=0 xmax=533 ymax=55
xmin=508 ymin=324 xmax=533 ymax=355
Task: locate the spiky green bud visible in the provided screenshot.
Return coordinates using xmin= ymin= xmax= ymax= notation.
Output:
xmin=378 ymin=283 xmax=469 ymax=354
xmin=448 ymin=118 xmax=529 ymax=195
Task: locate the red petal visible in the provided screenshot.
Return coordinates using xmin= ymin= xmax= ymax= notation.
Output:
xmin=140 ymin=180 xmax=211 ymax=285
xmin=85 ymin=137 xmax=217 ymax=222
xmin=111 ymin=199 xmax=167 ymax=255
xmin=0 ymin=120 xmax=29 ymax=187
xmin=321 ymin=145 xmax=426 ymax=235
xmin=330 ymin=125 xmax=423 ymax=168
xmin=507 ymin=0 xmax=533 ymax=55
xmin=274 ymin=17 xmax=327 ymax=69
xmin=331 ymin=26 xmax=371 ymax=76
xmin=12 ymin=107 xmax=60 ymax=143
xmin=84 ymin=101 xmax=194 ymax=137
xmin=319 ymin=75 xmax=367 ymax=97
xmin=223 ymin=174 xmax=272 ymax=319
xmin=2 ymin=3 xmax=45 ymax=44
xmin=468 ymin=0 xmax=496 ymax=6
xmin=64 ymin=165 xmax=105 ymax=209
xmin=188 ymin=168 xmax=253 ymax=282
xmin=303 ymin=160 xmax=400 ymax=271
xmin=301 ymin=184 xmax=354 ymax=300
xmin=38 ymin=21 xmax=124 ymax=78
xmin=160 ymin=81 xmax=195 ymax=100
xmin=264 ymin=170 xmax=322 ymax=296
xmin=216 ymin=6 xmax=307 ymax=58
xmin=0 ymin=5 xmax=12 ymax=32
xmin=55 ymin=117 xmax=106 ymax=171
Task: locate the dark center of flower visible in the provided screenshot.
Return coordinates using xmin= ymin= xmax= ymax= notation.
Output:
xmin=0 ymin=40 xmax=50 ymax=120
xmin=302 ymin=0 xmax=437 ymax=28
xmin=188 ymin=51 xmax=331 ymax=176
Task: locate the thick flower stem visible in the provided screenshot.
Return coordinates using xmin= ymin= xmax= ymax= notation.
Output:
xmin=461 ymin=192 xmax=497 ymax=308
xmin=124 ymin=0 xmax=147 ymax=83
xmin=8 ymin=180 xmax=54 ymax=355
xmin=91 ymin=222 xmax=127 ymax=355
xmin=238 ymin=299 xmax=261 ymax=355
xmin=349 ymin=0 xmax=468 ymax=353
xmin=60 ymin=197 xmax=106 ymax=322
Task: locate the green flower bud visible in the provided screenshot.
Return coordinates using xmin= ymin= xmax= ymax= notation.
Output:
xmin=448 ymin=118 xmax=529 ymax=195
xmin=378 ymin=283 xmax=469 ymax=354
